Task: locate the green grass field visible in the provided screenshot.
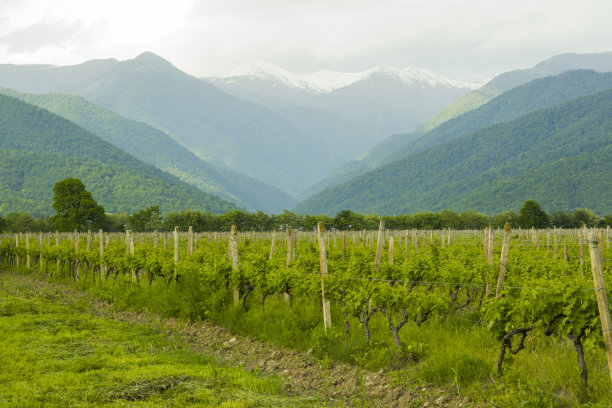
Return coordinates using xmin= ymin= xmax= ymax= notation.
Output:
xmin=0 ymin=272 xmax=327 ymax=408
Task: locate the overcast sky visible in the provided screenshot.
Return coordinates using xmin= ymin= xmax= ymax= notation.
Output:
xmin=1 ymin=0 xmax=611 ymax=81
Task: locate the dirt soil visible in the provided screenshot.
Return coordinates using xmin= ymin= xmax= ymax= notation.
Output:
xmin=5 ymin=272 xmax=475 ymax=407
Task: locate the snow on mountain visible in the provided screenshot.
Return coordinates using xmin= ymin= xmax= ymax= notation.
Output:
xmin=212 ymin=63 xmax=480 ymax=94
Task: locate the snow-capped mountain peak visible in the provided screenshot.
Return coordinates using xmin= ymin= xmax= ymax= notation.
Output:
xmin=211 ymin=63 xmax=481 ymax=94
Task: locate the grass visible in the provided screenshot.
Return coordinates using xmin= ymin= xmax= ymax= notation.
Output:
xmin=5 ymin=264 xmax=612 ymax=407
xmin=0 ymin=272 xmax=328 ymax=407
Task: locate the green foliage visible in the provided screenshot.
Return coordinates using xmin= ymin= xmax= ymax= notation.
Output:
xmin=519 ymin=200 xmax=549 ymax=228
xmin=51 ymin=178 xmax=106 ymax=232
xmin=128 ymin=205 xmax=162 ymax=232
xmin=297 ymin=86 xmax=612 ymax=216
xmin=0 ymin=93 xmax=240 ymax=216
xmin=304 ymin=70 xmax=612 ymax=197
xmin=0 ymin=273 xmax=325 ymax=407
xmin=0 ymin=87 xmax=296 ymax=213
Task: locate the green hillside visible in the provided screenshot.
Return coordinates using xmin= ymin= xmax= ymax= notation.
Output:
xmin=294 ymin=88 xmax=612 ymax=215
xmin=416 ymin=51 xmax=612 ymax=132
xmin=300 ymin=70 xmax=612 ymax=198
xmin=384 ymin=70 xmax=612 ymax=163
xmin=0 ymin=88 xmax=296 ymax=213
xmin=77 ymin=52 xmax=334 ymax=195
xmin=0 ymin=93 xmax=239 ymax=216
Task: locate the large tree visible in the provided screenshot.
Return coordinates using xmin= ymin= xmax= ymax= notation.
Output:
xmin=519 ymin=200 xmax=549 ymax=228
xmin=51 ymin=178 xmax=106 ymax=232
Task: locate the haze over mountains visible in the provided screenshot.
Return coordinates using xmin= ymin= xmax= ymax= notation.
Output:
xmin=206 ymin=63 xmax=478 ymax=164
xmin=302 ymin=52 xmax=612 ymax=200
xmin=1 ymin=51 xmax=611 ymax=217
xmin=0 ymin=93 xmax=239 ymax=216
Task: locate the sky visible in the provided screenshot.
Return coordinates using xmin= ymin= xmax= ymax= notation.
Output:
xmin=0 ymin=0 xmax=611 ymax=82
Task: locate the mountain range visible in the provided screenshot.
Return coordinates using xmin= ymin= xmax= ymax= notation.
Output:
xmin=296 ymin=71 xmax=612 ymax=215
xmin=301 ymin=53 xmax=612 ymax=200
xmin=1 ymin=51 xmax=612 ymax=217
xmin=0 ymin=93 xmax=239 ymax=216
xmin=0 ymin=87 xmax=296 ymax=213
xmin=206 ymin=64 xmax=478 ymax=165
xmin=295 ymin=88 xmax=612 ymax=215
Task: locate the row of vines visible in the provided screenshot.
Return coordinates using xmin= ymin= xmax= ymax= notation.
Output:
xmin=1 ymin=224 xmax=611 ymax=388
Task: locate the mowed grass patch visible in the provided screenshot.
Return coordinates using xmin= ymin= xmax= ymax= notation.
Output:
xmin=0 ymin=273 xmax=327 ymax=408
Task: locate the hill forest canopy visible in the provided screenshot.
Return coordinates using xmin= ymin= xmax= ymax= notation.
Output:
xmin=0 ymin=179 xmax=610 ymax=233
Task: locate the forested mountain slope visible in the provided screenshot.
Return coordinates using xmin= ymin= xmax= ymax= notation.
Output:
xmin=0 ymin=94 xmax=239 ymax=216
xmin=0 ymin=53 xmax=337 ymax=195
xmin=295 ymin=88 xmax=612 ymax=215
xmin=300 ymin=69 xmax=612 ymax=198
xmin=0 ymin=88 xmax=296 ymax=213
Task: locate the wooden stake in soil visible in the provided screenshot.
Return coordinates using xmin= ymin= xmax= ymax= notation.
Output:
xmin=317 ymin=222 xmax=332 ymax=331
xmin=587 ymin=232 xmax=612 ymax=384
xmin=38 ymin=232 xmax=43 ymax=271
xmin=342 ymin=231 xmax=347 ymax=260
xmin=388 ymin=234 xmax=394 ymax=265
xmin=173 ymin=226 xmax=179 ymax=281
xmin=25 ymin=231 xmax=30 ymax=268
xmin=187 ymin=226 xmax=194 ymax=257
xmin=374 ymin=220 xmax=385 ymax=274
xmin=579 ymin=230 xmax=585 ymax=277
xmin=229 ymin=225 xmax=240 ymax=306
xmin=99 ymin=229 xmax=105 ymax=281
xmin=495 ymin=223 xmax=511 ymax=300
xmin=269 ymin=229 xmax=277 ymax=260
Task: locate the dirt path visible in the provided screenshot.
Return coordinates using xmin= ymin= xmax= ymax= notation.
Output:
xmin=5 ymin=272 xmax=471 ymax=407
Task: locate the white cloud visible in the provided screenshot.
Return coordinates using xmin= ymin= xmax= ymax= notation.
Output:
xmin=0 ymin=0 xmax=610 ymax=81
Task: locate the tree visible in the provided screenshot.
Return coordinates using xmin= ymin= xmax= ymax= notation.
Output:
xmin=519 ymin=200 xmax=549 ymax=228
xmin=128 ymin=206 xmax=162 ymax=232
xmin=51 ymin=178 xmax=106 ymax=232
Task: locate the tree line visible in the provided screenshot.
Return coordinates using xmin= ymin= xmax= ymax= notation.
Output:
xmin=1 ymin=179 xmax=611 ymax=233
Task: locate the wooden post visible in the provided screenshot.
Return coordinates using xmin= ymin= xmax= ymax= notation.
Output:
xmin=15 ymin=234 xmax=19 ymax=267
xmin=269 ymin=229 xmax=277 ymax=260
xmin=388 ymin=234 xmax=394 ymax=265
xmin=173 ymin=226 xmax=179 ymax=280
xmin=317 ymin=222 xmax=332 ymax=331
xmin=229 ymin=225 xmax=240 ymax=305
xmin=25 ymin=231 xmax=30 ymax=268
xmin=129 ymin=233 xmax=135 ymax=280
xmin=87 ymin=229 xmax=92 ymax=251
xmin=587 ymin=232 xmax=612 ymax=384
xmin=74 ymin=230 xmax=80 ymax=280
xmin=55 ymin=231 xmax=60 ymax=269
xmin=38 ymin=232 xmax=43 ymax=271
xmin=342 ymin=231 xmax=347 ymax=260
xmin=153 ymin=229 xmax=159 ymax=249
xmin=374 ymin=220 xmax=385 ymax=273
xmin=99 ymin=229 xmax=105 ymax=281
xmin=361 ymin=229 xmax=366 ymax=248
xmin=579 ymin=230 xmax=585 ymax=277
xmin=285 ymin=229 xmax=293 ymax=304
xmin=554 ymin=228 xmax=558 ymax=260
xmin=546 ymin=229 xmax=551 ymax=255
xmin=404 ymin=230 xmax=409 ymax=260
xmin=563 ymin=244 xmax=568 ymax=262
xmin=187 ymin=226 xmax=193 ymax=257
xmin=495 ymin=223 xmax=511 ymax=300
xmin=599 ymin=230 xmax=605 ymax=267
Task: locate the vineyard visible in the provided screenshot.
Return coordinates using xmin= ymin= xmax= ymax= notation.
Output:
xmin=1 ymin=223 xmax=612 ymax=406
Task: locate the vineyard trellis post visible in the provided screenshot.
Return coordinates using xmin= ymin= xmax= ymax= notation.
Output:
xmin=317 ymin=221 xmax=332 ymax=331
xmin=25 ymin=231 xmax=30 ymax=268
xmin=587 ymin=231 xmax=612 ymax=384
xmin=495 ymin=223 xmax=511 ymax=300
xmin=99 ymin=229 xmax=105 ymax=281
xmin=173 ymin=226 xmax=179 ymax=281
xmin=229 ymin=225 xmax=240 ymax=306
